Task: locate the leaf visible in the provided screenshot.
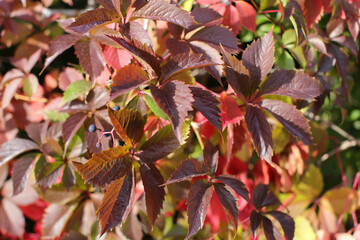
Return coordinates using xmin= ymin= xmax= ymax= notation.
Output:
xmin=86 ymin=88 xmax=110 ymax=110
xmin=68 ymin=8 xmax=117 ymax=34
xmin=0 ymin=138 xmax=39 ymax=168
xmin=215 ymin=174 xmax=249 ymax=202
xmin=62 ymin=112 xmax=88 ymax=152
xmin=189 ymin=85 xmax=222 ymax=132
xmin=0 ymin=198 xmax=25 ymax=237
xmin=250 ymin=210 xmax=262 ymax=238
xmin=1 ymin=77 xmax=22 ymax=110
xmin=119 ymin=21 xmax=152 ymax=47
xmin=292 ymin=164 xmax=324 ymax=199
xmin=186 ymin=180 xmax=213 ymax=240
xmin=103 ymin=45 xmax=132 ymax=70
xmin=252 ymin=184 xmax=282 ymax=210
xmin=42 ymin=203 xmax=77 ymax=237
xmin=98 ymin=168 xmax=135 ymax=235
xmin=37 ymin=161 xmax=64 ymax=182
xmin=131 ymin=0 xmax=194 ymax=28
xmin=245 ymin=106 xmax=273 ymax=163
xmin=143 ymin=90 xmax=169 ymax=120
xmin=149 ymin=81 xmax=193 ymax=142
xmin=74 ymin=39 xmax=105 ymax=83
xmin=189 ymin=25 xmax=239 ymax=54
xmin=97 ymin=0 xmax=121 ymax=16
xmin=59 ymin=67 xmax=84 ymax=91
xmin=258 ymin=70 xmax=323 ymax=101
xmin=110 ymin=65 xmax=149 ymax=100
xmin=139 ymin=163 xmax=165 ymax=225
xmin=61 ymin=80 xmax=92 ymax=105
xmin=267 ymin=211 xmax=295 ymax=240
xmin=108 ymin=107 xmax=145 ymax=146
xmin=161 ymin=53 xmax=217 ymax=82
xmin=262 ymin=216 xmax=276 ymax=240
xmin=75 ymin=146 xmax=132 ymax=187
xmin=303 ymin=0 xmax=323 ymax=30
xmin=320 ymin=187 xmax=360 ymax=215
xmin=203 ymin=140 xmax=219 ymax=175
xmin=137 ymin=125 xmax=180 ymax=163
xmin=12 ymin=155 xmax=35 ymax=195
xmin=242 ymin=30 xmax=274 ymax=90
xmin=190 ymin=7 xmax=222 ymax=26
xmin=260 ymin=99 xmax=312 ymax=145
xmin=214 ymin=183 xmax=239 ymax=229
xmin=42 ymin=34 xmax=83 ymax=72
xmin=164 ymin=159 xmax=206 ymax=185
xmin=23 ymin=74 xmax=39 ymax=98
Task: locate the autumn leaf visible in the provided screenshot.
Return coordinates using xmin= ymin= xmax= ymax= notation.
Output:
xmin=164 ymin=158 xmax=206 ymax=185
xmin=0 ymin=138 xmax=39 ymax=167
xmin=214 ymin=183 xmax=239 ymax=229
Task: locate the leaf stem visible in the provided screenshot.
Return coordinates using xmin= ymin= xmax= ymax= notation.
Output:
xmin=14 ymin=93 xmax=48 ymax=103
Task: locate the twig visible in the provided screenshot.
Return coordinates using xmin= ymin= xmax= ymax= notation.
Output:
xmin=14 ymin=93 xmax=48 ymax=103
xmin=319 ymin=139 xmax=360 ymax=163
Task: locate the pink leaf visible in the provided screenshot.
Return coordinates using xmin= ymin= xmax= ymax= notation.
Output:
xmin=103 ymin=46 xmax=132 ymax=70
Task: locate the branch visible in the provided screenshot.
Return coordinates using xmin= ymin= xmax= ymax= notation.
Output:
xmin=318 ymin=139 xmax=360 ymax=163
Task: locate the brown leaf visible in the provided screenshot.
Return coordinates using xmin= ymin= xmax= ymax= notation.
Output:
xmin=0 ymin=138 xmax=39 ymax=168
xmin=12 ymin=155 xmax=35 ymax=195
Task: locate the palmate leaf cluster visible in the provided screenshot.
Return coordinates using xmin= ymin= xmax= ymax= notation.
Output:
xmin=0 ymin=0 xmax=359 ymax=239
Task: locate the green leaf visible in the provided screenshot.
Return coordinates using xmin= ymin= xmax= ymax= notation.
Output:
xmin=23 ymin=74 xmax=39 ymax=98
xmin=292 ymin=164 xmax=323 ymax=199
xmin=275 ymin=48 xmax=295 ymax=70
xmin=37 ymin=161 xmax=65 ymax=182
xmin=143 ymin=90 xmax=169 ymax=120
xmin=260 ymin=0 xmax=279 ymax=10
xmin=293 ymin=216 xmax=316 ymax=240
xmin=45 ymin=110 xmax=69 ymax=122
xmin=61 ymin=80 xmax=92 ymax=105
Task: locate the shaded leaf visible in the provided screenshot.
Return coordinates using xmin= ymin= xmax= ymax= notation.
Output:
xmin=267 ymin=211 xmax=295 ymax=240
xmin=119 ymin=21 xmax=152 ymax=46
xmin=161 ymin=53 xmax=217 ymax=82
xmin=203 ymin=140 xmax=218 ymax=175
xmin=74 ymin=146 xmax=132 ymax=187
xmin=138 ymin=125 xmax=180 ymax=163
xmin=0 ymin=198 xmax=25 ymax=237
xmin=189 ymin=85 xmax=222 ymax=132
xmin=189 ymin=25 xmax=239 ymax=54
xmin=245 ymin=106 xmax=273 ymax=163
xmin=12 ymin=155 xmax=35 ymax=195
xmin=320 ymin=187 xmax=360 ymax=215
xmin=25 ymin=121 xmax=49 ymax=145
xmin=0 ymin=138 xmax=39 ymax=168
xmin=98 ymin=168 xmax=135 ymax=234
xmin=258 ymin=70 xmax=323 ymax=101
xmin=215 ymin=174 xmax=249 ymax=202
xmin=252 ymin=184 xmax=282 ymax=210
xmin=74 ymin=39 xmax=105 ymax=83
xmin=150 ymin=81 xmax=193 ymax=141
xmin=42 ymin=203 xmax=77 ymax=237
xmin=61 ymin=80 xmax=92 ymax=105
xmin=68 ymin=8 xmax=117 ymax=34
xmin=103 ymin=45 xmax=132 ymax=70
xmin=260 ymin=99 xmax=312 ymax=145
xmin=166 ymin=38 xmax=191 ymax=56
xmin=214 ymin=183 xmax=239 ymax=229
xmin=139 ymin=163 xmax=165 ymax=225
xmin=131 ymin=0 xmax=194 ymax=28
xmin=262 ymin=216 xmax=276 ymax=240
xmin=86 ymin=88 xmax=110 ymax=110
xmin=37 ymin=161 xmax=64 ymax=182
xmin=250 ymin=210 xmax=262 ymax=238
xmin=62 ymin=112 xmax=88 ymax=152
xmin=186 ymin=180 xmax=213 ymax=240
xmin=242 ymin=30 xmax=274 ymax=90
xmin=108 ymin=107 xmax=145 ymax=146
xmin=164 ymin=158 xmax=206 ymax=185
xmin=110 ymin=65 xmax=149 ymax=100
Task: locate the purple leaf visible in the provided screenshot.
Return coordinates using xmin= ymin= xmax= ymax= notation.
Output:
xmin=164 ymin=158 xmax=206 ymax=186
xmin=331 ymin=35 xmax=358 ymax=58
xmin=327 ymin=18 xmax=346 ymax=39
xmin=189 ymin=25 xmax=240 ymax=54
xmin=131 ymin=0 xmax=194 ymax=28
xmin=250 ymin=210 xmax=262 ymax=238
xmin=42 ymin=34 xmax=83 ymax=72
xmin=261 ymin=99 xmax=312 ymax=145
xmin=139 ymin=163 xmax=165 ymax=225
xmin=190 ymin=7 xmax=222 ymax=26
xmin=12 ymin=155 xmax=35 ymax=195
xmin=97 ymin=0 xmax=121 ymax=16
xmin=119 ymin=21 xmax=152 ymax=46
xmin=62 ymin=112 xmax=88 ymax=152
xmin=252 ymin=184 xmax=282 ymax=210
xmin=215 ymin=174 xmax=249 ymax=203
xmin=245 ymin=106 xmax=273 ymax=163
xmin=25 ymin=122 xmax=49 ymax=145
xmin=262 ymin=216 xmax=276 ymax=240
xmin=189 ymin=85 xmax=222 ymax=132
xmin=161 ymin=53 xmax=218 ymax=82
xmin=1 ymin=77 xmax=22 ymax=110
xmin=214 ymin=183 xmax=239 ymax=229
xmin=137 ymin=125 xmax=180 ymax=163
xmin=75 ymin=39 xmax=105 ymax=83
xmin=267 ymin=211 xmax=295 ymax=240
xmin=98 ymin=168 xmax=135 ymax=235
xmin=326 ymin=43 xmax=349 ymax=81
xmin=258 ymin=70 xmax=323 ymax=101
xmin=150 ymin=81 xmax=193 ymax=142
xmin=86 ymin=88 xmax=110 ymax=110
xmin=242 ymin=30 xmax=274 ymax=89
xmin=166 ymin=38 xmax=191 ymax=56
xmin=0 ymin=138 xmax=39 ymax=168
xmin=203 ymin=140 xmax=219 ymax=175
xmin=186 ymin=180 xmax=213 ymax=240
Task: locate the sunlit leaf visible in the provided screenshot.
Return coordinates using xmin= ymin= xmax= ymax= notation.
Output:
xmin=0 ymin=198 xmax=25 ymax=237
xmin=12 ymin=155 xmax=35 ymax=195
xmin=164 ymin=158 xmax=206 ymax=185
xmin=0 ymin=138 xmax=39 ymax=168
xmin=320 ymin=187 xmax=360 ymax=215
xmin=214 ymin=183 xmax=239 ymax=229
xmin=103 ymin=45 xmax=132 ymax=71
xmin=267 ymin=211 xmax=295 ymax=240
xmin=215 ymin=174 xmax=249 ymax=202
xmin=61 ymin=80 xmax=92 ymax=105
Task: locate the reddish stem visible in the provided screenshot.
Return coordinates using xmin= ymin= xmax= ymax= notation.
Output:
xmin=262 ymin=9 xmax=281 ymax=14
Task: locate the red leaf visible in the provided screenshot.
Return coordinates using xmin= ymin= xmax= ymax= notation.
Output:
xmin=103 ymin=46 xmax=132 ymax=70
xmin=242 ymin=30 xmax=274 ymax=89
xmin=245 ymin=106 xmax=273 ymax=163
xmin=68 ymin=8 xmax=117 ymax=34
xmin=220 ymin=93 xmax=243 ymax=129
xmin=303 ymin=0 xmax=323 ymax=29
xmin=161 ymin=53 xmax=218 ymax=82
xmin=189 ymin=25 xmax=239 ymax=54
xmin=62 ymin=112 xmax=88 ymax=152
xmin=59 ymin=67 xmax=83 ymax=91
xmin=215 ymin=174 xmax=249 ymax=202
xmin=0 ymin=138 xmax=39 ymax=168
xmin=98 ymin=168 xmax=135 ymax=235
xmin=234 ymin=1 xmax=256 ymax=32
xmin=166 ymin=38 xmax=191 ymax=56
xmin=12 ymin=155 xmax=35 ymax=195
xmin=110 ymin=65 xmax=149 ymax=100
xmin=267 ymin=211 xmax=295 ymax=240
xmin=74 ymin=146 xmax=132 ymax=187
xmin=131 ymin=0 xmax=194 ymax=28
xmin=42 ymin=34 xmax=83 ymax=72
xmin=258 ymin=70 xmax=323 ymax=101
xmin=74 ymin=39 xmax=105 ymax=83
xmin=139 ymin=163 xmax=165 ymax=225
xmin=164 ymin=158 xmax=206 ymax=185
xmin=260 ymin=99 xmax=312 ymax=145
xmin=150 ymin=81 xmax=193 ymax=142
xmin=137 ymin=124 xmax=181 ymax=163
xmin=214 ymin=183 xmax=239 ymax=229
xmin=189 ymin=85 xmax=222 ymax=132
xmin=186 ymin=180 xmax=213 ymax=240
